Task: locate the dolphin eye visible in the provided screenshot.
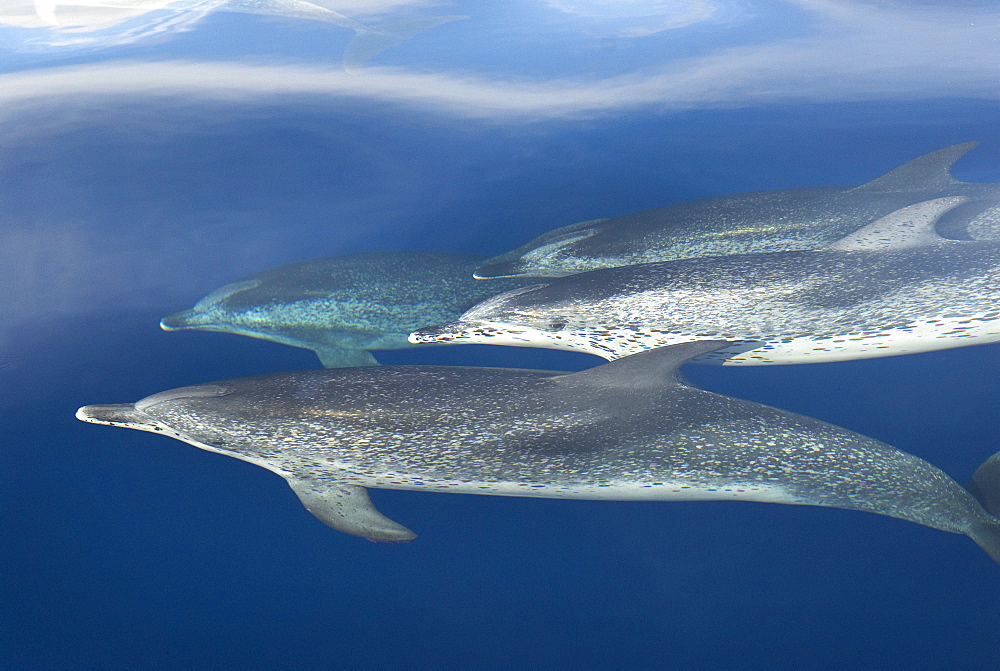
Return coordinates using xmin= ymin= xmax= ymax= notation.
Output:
xmin=549 ymin=321 xmax=567 ymax=330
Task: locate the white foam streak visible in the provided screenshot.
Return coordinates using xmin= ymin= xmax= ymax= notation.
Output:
xmin=0 ymin=0 xmax=995 ymax=120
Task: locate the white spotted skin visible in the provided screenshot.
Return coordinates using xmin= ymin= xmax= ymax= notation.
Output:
xmin=420 ymin=316 xmax=1000 ymax=366
xmin=76 ymin=356 xmax=999 ymax=547
xmin=412 ymin=242 xmax=1000 ymax=365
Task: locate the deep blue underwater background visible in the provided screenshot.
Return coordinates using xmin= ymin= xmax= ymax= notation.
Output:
xmin=2 ymin=2 xmax=1000 ymax=668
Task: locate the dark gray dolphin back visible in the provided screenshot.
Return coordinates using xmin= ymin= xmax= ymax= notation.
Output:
xmin=186 ymin=251 xmax=519 ymax=320
xmin=475 ymin=142 xmax=998 ymax=278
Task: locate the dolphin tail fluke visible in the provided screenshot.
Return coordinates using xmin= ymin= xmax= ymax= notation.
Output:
xmin=343 ymin=15 xmax=468 ymax=74
xmin=968 ymin=520 xmax=1000 ymax=564
xmin=968 ymin=451 xmax=1000 ymax=517
xmin=967 ymin=451 xmax=1000 ymax=563
xmin=852 ymin=142 xmax=979 ymax=193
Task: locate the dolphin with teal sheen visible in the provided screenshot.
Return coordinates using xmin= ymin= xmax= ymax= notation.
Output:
xmin=76 ymin=342 xmax=1000 ymax=561
xmin=161 ymin=251 xmax=528 ymax=368
xmin=413 ymin=197 xmax=1000 ymax=365
xmin=474 ymin=142 xmax=1000 ymax=279
xmin=32 ymin=1 xmax=467 ymax=73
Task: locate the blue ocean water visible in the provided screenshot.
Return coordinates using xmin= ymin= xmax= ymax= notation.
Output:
xmin=2 ymin=2 xmax=999 ymax=668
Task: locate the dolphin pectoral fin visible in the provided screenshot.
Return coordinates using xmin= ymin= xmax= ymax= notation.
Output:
xmin=287 ymin=479 xmax=417 ymax=542
xmin=852 ymin=141 xmax=978 ymax=192
xmin=315 ymin=347 xmax=380 ymax=368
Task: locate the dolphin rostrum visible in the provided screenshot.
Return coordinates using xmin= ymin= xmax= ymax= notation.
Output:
xmin=76 ymin=342 xmax=1000 ymax=561
xmin=474 ymin=142 xmax=1000 ymax=278
xmin=160 ymin=251 xmax=528 ymax=368
xmin=413 ymin=197 xmax=1000 ymax=365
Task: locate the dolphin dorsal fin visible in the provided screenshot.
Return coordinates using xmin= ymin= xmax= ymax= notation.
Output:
xmin=555 ymin=341 xmax=731 ymax=389
xmin=826 ymin=197 xmax=968 ymax=252
xmin=851 ymin=142 xmax=978 ymax=193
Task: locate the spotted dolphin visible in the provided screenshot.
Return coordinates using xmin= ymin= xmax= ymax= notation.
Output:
xmin=76 ymin=342 xmax=1000 ymax=561
xmin=474 ymin=142 xmax=1000 ymax=279
xmin=413 ymin=197 xmax=1000 ymax=365
xmin=31 ymin=1 xmax=467 ymax=72
xmin=161 ymin=251 xmax=528 ymax=368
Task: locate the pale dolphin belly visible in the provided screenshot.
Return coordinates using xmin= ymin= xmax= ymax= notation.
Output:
xmin=509 ymin=312 xmax=1000 ymax=365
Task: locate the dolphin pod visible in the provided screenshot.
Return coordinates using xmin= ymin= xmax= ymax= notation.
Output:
xmin=160 ymin=251 xmax=528 ymax=368
xmin=77 ymin=143 xmax=1000 ymax=565
xmin=411 ymin=197 xmax=1000 ymax=365
xmin=474 ymin=142 xmax=1000 ymax=279
xmin=77 ymin=342 xmax=1000 ymax=561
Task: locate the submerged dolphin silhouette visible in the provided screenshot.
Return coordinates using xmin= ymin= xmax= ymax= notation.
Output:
xmin=76 ymin=342 xmax=1000 ymax=561
xmin=413 ymin=197 xmax=1000 ymax=365
xmin=475 ymin=142 xmax=1000 ymax=278
xmin=31 ymin=1 xmax=466 ymax=72
xmin=161 ymin=251 xmax=527 ymax=368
